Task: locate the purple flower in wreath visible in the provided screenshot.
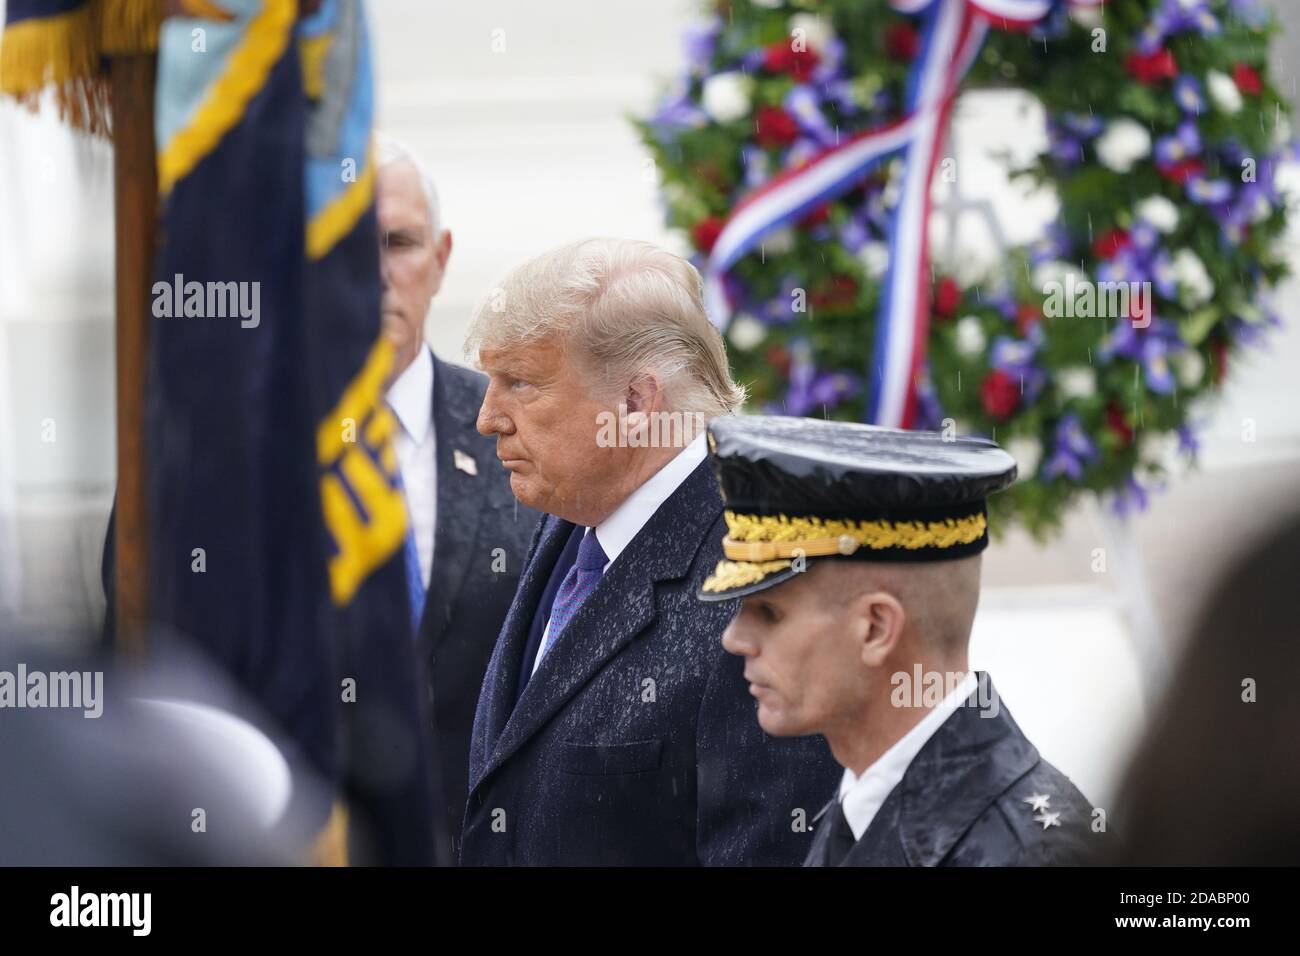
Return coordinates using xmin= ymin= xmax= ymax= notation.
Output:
xmin=649 ymin=86 xmax=707 ymax=133
xmin=838 ymin=212 xmax=871 ymax=253
xmin=1029 ymin=0 xmax=1071 ymax=41
xmin=784 ymin=136 xmax=822 ymax=170
xmin=987 ymin=288 xmax=1020 ymax=322
xmin=1227 ymin=0 xmax=1270 ymax=29
xmin=1220 ymin=157 xmax=1280 ymax=243
xmin=1042 ymin=414 xmax=1098 ymax=481
xmin=761 ymin=275 xmax=805 ymax=325
xmin=742 ymin=145 xmax=771 ymax=189
xmin=779 ymin=340 xmax=862 ymax=416
xmin=1046 ymin=115 xmax=1098 ymax=167
xmin=741 ymin=48 xmax=766 ymax=72
xmin=1129 ymin=219 xmax=1160 ymax=255
xmin=1187 ymin=175 xmax=1232 ymax=205
xmin=1173 ymin=75 xmax=1205 ymax=115
xmin=784 ymin=86 xmax=838 ymax=147
xmin=1177 ymin=423 xmax=1201 ymax=461
xmin=1030 ymin=222 xmax=1072 ymax=267
xmin=1097 ymin=247 xmax=1150 ymax=289
xmin=1110 ymin=474 xmax=1152 ymax=517
xmin=811 ymin=37 xmax=846 ymax=84
xmin=1155 ymin=0 xmax=1220 ymax=38
xmin=1155 ymin=120 xmax=1202 ymax=166
xmin=1103 ymin=315 xmax=1182 ymax=395
xmin=682 ymin=20 xmax=720 ymax=74
xmin=990 ymin=331 xmax=1047 ymax=402
xmin=1062 ymin=112 xmax=1103 ymax=138
xmin=822 ymin=79 xmax=860 ymax=116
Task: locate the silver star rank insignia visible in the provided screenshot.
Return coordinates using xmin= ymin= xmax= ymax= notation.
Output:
xmin=1033 ymin=811 xmax=1061 ymax=830
xmin=1023 ymin=793 xmax=1051 ymax=812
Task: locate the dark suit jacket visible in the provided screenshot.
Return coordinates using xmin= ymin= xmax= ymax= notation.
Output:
xmin=101 ymin=354 xmax=538 ymax=865
xmin=461 ymin=457 xmax=840 ymax=866
xmin=417 ymin=354 xmax=539 ymax=863
xmin=804 ymin=675 xmax=1101 ymax=866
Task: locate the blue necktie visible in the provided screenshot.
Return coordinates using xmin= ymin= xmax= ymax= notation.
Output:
xmin=537 ymin=528 xmax=607 ymax=665
xmin=404 ymin=525 xmax=426 ymax=632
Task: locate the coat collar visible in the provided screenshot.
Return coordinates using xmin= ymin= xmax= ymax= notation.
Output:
xmin=419 ymin=353 xmax=490 ymax=653
xmin=472 ymin=457 xmax=723 ymax=788
xmin=846 ymin=674 xmax=1039 ymax=866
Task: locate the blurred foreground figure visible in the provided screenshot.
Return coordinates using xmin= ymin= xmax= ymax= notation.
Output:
xmin=699 ymin=416 xmax=1103 ymax=866
xmin=462 ymin=239 xmax=838 ymax=865
xmin=1112 ymin=510 xmax=1300 ymax=865
xmin=0 ymin=633 xmax=330 ymax=865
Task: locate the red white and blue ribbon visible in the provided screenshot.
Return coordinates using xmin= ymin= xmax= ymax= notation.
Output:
xmin=703 ymin=0 xmax=1100 ymax=427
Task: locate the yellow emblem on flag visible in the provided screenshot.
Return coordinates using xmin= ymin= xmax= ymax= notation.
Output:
xmin=317 ymin=337 xmax=407 ymax=605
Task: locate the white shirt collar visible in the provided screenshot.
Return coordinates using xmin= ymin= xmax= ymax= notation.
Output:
xmin=838 ymin=670 xmax=978 ymax=840
xmin=385 ymin=343 xmax=434 ymax=443
xmin=593 ymin=433 xmax=707 ymax=569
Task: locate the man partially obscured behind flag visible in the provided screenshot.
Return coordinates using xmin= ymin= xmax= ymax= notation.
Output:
xmin=146 ymin=0 xmax=439 ymax=864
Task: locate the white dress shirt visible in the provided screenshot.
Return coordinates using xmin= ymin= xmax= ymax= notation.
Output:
xmin=386 ymin=343 xmax=437 ymax=586
xmin=838 ymin=670 xmax=978 ymax=840
xmin=529 ymin=433 xmax=707 ymax=676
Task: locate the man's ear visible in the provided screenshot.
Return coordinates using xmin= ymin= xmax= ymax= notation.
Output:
xmin=625 ymin=370 xmax=664 ymax=415
xmin=854 ymin=591 xmax=905 ymax=667
xmin=437 ymin=229 xmax=453 ymax=270
xmin=430 ymin=229 xmax=453 ymax=296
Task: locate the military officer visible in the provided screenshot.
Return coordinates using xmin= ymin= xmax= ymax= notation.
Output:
xmin=697 ymin=415 xmax=1101 ymax=866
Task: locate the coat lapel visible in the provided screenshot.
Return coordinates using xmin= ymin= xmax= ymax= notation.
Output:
xmin=478 ymin=459 xmax=723 ymax=785
xmin=473 ymin=513 xmax=572 ymax=777
xmin=419 ymin=355 xmax=489 ymax=654
xmin=849 ymin=675 xmax=1039 ymax=866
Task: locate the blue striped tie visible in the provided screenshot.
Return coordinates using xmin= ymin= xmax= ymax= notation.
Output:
xmin=537 ymin=528 xmax=607 ymax=664
xmin=404 ymin=525 xmax=426 ymax=632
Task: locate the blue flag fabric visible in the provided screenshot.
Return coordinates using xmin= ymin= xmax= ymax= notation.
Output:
xmin=147 ymin=0 xmax=439 ymax=864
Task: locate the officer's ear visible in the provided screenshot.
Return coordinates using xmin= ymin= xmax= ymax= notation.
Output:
xmin=853 ymin=591 xmax=905 ymax=668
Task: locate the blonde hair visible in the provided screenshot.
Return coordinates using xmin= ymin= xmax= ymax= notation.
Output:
xmin=465 ymin=238 xmax=744 ymax=418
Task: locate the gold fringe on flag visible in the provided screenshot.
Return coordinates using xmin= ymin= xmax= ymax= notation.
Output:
xmin=0 ymin=0 xmax=162 ymax=135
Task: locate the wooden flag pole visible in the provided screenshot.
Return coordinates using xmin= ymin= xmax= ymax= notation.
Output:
xmin=110 ymin=53 xmax=157 ymax=655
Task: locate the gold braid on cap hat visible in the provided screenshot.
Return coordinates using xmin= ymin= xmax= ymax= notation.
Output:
xmin=721 ymin=510 xmax=987 ymax=562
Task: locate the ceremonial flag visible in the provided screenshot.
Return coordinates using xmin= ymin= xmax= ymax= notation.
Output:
xmin=147 ymin=0 xmax=438 ymax=864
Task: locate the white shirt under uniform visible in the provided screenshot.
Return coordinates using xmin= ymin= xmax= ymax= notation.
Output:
xmin=529 ymin=433 xmax=708 ymax=677
xmin=838 ymin=670 xmax=978 ymax=840
xmin=385 ymin=343 xmax=438 ymax=586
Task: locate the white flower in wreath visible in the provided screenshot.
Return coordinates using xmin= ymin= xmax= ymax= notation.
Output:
xmin=1095 ymin=118 xmax=1152 ymax=173
xmin=701 ymin=72 xmax=754 ymax=123
xmin=1007 ymin=437 xmax=1042 ymax=481
xmin=1069 ymin=5 xmax=1104 ymax=28
xmin=1173 ymin=348 xmax=1206 ymax=388
xmin=1135 ymin=195 xmax=1179 ymax=234
xmin=727 ymin=314 xmax=767 ymax=351
xmin=954 ymin=315 xmax=986 ymax=357
xmin=751 ymin=0 xmax=783 ymax=7
xmin=1172 ymin=248 xmax=1214 ymax=307
xmin=1032 ymin=259 xmax=1082 ymax=293
xmin=1057 ymin=365 xmax=1097 ymax=400
xmin=1206 ymin=69 xmax=1243 ymax=115
xmin=1138 ymin=430 xmax=1176 ymax=467
xmin=789 ymin=13 xmax=834 ymax=52
xmin=858 ymin=241 xmax=890 ymax=279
